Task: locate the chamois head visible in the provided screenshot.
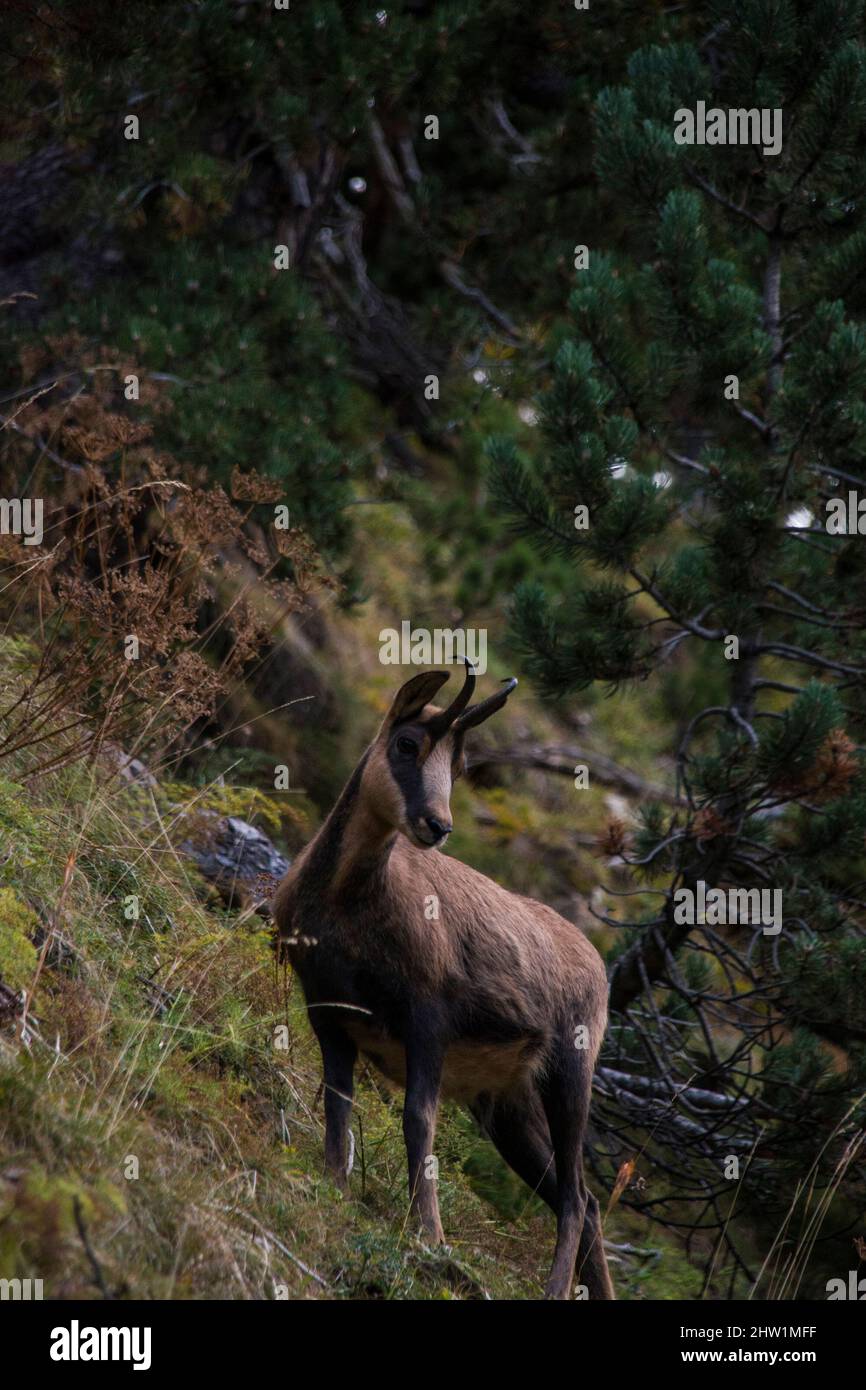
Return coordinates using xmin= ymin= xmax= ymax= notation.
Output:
xmin=365 ymin=662 xmax=517 ymax=850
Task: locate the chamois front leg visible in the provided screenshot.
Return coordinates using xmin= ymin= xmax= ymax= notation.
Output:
xmin=403 ymin=1041 xmax=445 ymax=1245
xmin=317 ymin=1026 xmax=357 ymax=1189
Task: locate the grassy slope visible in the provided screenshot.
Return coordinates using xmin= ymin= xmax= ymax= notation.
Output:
xmin=0 ymin=496 xmax=699 ymax=1301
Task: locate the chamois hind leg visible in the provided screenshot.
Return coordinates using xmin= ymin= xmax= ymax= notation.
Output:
xmin=472 ymin=1088 xmax=614 ymax=1300
xmin=470 ymin=1088 xmax=559 ymax=1211
xmin=576 ymin=1190 xmax=614 ymax=1300
xmin=539 ymin=1047 xmax=608 ymax=1301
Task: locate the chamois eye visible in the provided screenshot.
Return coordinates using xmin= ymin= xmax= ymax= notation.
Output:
xmin=396 ymin=735 xmax=418 ymax=757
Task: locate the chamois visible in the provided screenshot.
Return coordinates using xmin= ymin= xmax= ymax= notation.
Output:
xmin=273 ymin=663 xmax=614 ymax=1300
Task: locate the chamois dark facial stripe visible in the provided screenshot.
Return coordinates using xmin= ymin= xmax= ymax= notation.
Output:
xmin=386 ymin=728 xmax=427 ymax=810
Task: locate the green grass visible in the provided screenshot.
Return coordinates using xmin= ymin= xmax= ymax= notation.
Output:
xmin=0 ymin=645 xmax=557 ymax=1299
xmin=0 ymin=588 xmax=698 ymax=1300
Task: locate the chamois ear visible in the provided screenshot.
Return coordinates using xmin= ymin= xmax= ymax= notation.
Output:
xmin=453 ymin=677 xmax=518 ymax=732
xmin=382 ymin=670 xmax=450 ymax=729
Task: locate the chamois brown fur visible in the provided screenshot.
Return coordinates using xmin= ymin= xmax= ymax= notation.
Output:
xmin=273 ymin=665 xmax=614 ymax=1299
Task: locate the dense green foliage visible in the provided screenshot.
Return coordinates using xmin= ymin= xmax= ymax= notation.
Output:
xmin=1 ymin=0 xmax=865 ymax=1299
xmin=491 ymin=0 xmax=866 ymax=1293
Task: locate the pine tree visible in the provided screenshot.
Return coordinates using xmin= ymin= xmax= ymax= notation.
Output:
xmin=0 ymin=0 xmax=655 ymax=570
xmin=490 ymin=0 xmax=866 ymax=1293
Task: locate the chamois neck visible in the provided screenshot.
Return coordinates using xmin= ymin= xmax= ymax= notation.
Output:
xmin=305 ymin=749 xmax=397 ymax=898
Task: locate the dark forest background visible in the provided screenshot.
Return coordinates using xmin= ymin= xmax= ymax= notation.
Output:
xmin=0 ymin=0 xmax=865 ymax=1300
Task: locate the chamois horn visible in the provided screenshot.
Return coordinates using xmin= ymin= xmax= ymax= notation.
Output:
xmin=453 ymin=677 xmax=518 ymax=732
xmin=427 ymin=658 xmax=476 ymax=736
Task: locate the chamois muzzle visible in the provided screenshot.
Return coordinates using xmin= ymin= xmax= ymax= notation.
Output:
xmin=417 ymin=815 xmax=452 ymax=846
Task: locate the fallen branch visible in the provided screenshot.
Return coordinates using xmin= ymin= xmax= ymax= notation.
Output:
xmin=468 ymin=740 xmax=681 ymax=805
xmin=596 ymin=1067 xmax=749 ymax=1113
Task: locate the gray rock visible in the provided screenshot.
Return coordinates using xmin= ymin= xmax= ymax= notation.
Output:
xmin=181 ymin=812 xmax=290 ymax=912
